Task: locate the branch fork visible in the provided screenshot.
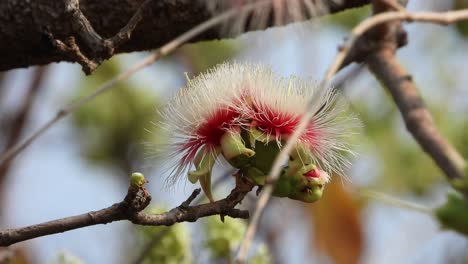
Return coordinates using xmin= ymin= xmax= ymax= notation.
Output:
xmin=50 ymin=0 xmax=155 ymax=74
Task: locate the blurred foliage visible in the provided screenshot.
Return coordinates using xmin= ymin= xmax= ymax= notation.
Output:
xmin=178 ymin=40 xmax=240 ymax=74
xmin=136 ymin=208 xmax=191 ymax=264
xmin=454 ymin=0 xmax=468 ymax=37
xmin=134 ymin=209 xmax=271 ymax=264
xmin=358 ymin=104 xmax=441 ymax=194
xmin=308 ymin=177 xmax=363 ymax=264
xmin=248 ymin=245 xmax=272 ymax=264
xmin=49 ymin=252 xmax=82 ymax=264
xmin=354 ymin=78 xmax=468 ymax=195
xmin=322 ymin=4 xmax=371 ymax=30
xmin=435 ymin=192 xmax=468 ymax=236
xmin=203 ymin=216 xmax=246 ymax=260
xmin=71 ymin=60 xmax=161 ymax=174
xmin=203 ymin=216 xmax=271 ymax=263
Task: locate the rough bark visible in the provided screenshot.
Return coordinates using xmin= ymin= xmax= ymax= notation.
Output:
xmin=0 ymin=175 xmax=254 ymax=247
xmin=0 ymin=0 xmax=371 ymax=73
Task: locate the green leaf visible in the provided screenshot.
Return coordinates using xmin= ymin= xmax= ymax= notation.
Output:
xmin=435 ymin=192 xmax=468 ymax=236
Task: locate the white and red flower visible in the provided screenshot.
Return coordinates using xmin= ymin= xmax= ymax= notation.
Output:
xmin=157 ymin=63 xmax=357 ymax=201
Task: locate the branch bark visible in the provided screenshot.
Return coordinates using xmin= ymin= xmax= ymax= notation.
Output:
xmin=0 ymin=175 xmax=253 ymax=247
xmin=0 ymin=0 xmax=371 ymax=74
xmin=367 ymin=47 xmax=466 ymax=181
xmin=365 ymin=0 xmax=466 ymax=185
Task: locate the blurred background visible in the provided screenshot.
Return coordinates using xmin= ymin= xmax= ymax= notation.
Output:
xmin=1 ymin=0 xmax=468 ymax=263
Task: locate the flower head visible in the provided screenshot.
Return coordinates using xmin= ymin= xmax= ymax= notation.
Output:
xmin=157 ymin=62 xmax=358 ymax=202
xmin=245 ymin=71 xmax=357 ymax=176
xmin=158 ymin=65 xmax=248 ymax=182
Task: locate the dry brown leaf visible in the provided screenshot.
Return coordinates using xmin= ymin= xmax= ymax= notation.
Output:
xmin=307 ymin=177 xmax=363 ymax=264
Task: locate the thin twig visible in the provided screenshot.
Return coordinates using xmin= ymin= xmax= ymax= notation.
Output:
xmin=326 ymin=9 xmax=468 ymax=80
xmin=1 ymin=67 xmax=47 ymax=158
xmin=0 ymin=181 xmax=152 ymax=247
xmin=133 ymin=228 xmax=170 ymax=264
xmin=0 ymin=1 xmax=270 ymax=171
xmin=51 ymin=36 xmax=98 ymax=74
xmin=0 ymin=66 xmax=48 ymax=219
xmin=358 ymin=189 xmax=431 ymax=214
xmin=0 ymin=174 xmax=253 ymax=247
xmin=333 ymin=64 xmax=365 ymax=92
xmin=235 ymin=7 xmax=468 ymax=263
xmin=106 ymin=0 xmax=153 ymax=50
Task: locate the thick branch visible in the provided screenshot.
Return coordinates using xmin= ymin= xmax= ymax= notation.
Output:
xmin=0 ymin=0 xmax=371 ymax=73
xmin=364 ymin=0 xmax=466 ymax=184
xmin=366 ymin=48 xmax=466 ymax=181
xmin=0 ymin=176 xmax=253 ymax=247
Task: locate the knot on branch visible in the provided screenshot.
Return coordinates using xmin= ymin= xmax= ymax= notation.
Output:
xmin=121 ymin=185 xmax=152 ymax=215
xmin=42 ymin=0 xmax=155 ymax=74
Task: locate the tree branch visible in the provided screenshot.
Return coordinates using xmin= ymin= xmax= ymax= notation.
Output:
xmin=0 ymin=67 xmax=47 ymax=170
xmin=366 ymin=34 xmax=466 ymax=184
xmin=0 ymin=66 xmax=48 ymax=221
xmin=0 ymin=0 xmax=371 ymax=73
xmin=0 ymin=174 xmax=253 ymax=247
xmin=0 ymin=2 xmax=264 ymax=172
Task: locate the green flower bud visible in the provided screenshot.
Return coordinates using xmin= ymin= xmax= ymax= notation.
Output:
xmin=130 ymin=172 xmax=146 ymax=187
xmin=220 ymin=131 xmax=255 ymax=169
xmin=220 ymin=131 xmax=255 ymax=160
xmin=273 ymin=164 xmax=327 ymax=203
